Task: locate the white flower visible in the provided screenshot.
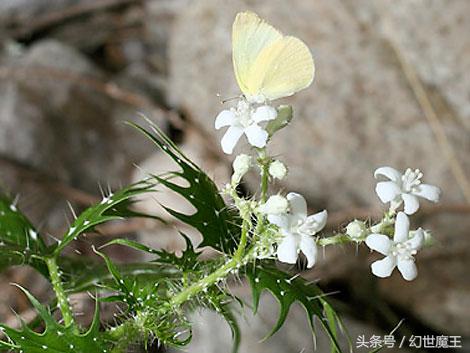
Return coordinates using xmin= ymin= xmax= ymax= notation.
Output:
xmin=269 ymin=160 xmax=287 ymax=180
xmin=231 ymin=154 xmax=252 ymax=183
xmin=259 ymin=195 xmax=289 ymax=215
xmin=374 ymin=166 xmax=441 ymax=215
xmin=346 ymin=220 xmax=368 ymax=241
xmin=365 ymin=212 xmax=424 ymax=281
xmin=267 ymin=192 xmax=327 ymax=268
xmin=215 ymin=100 xmax=277 ymax=154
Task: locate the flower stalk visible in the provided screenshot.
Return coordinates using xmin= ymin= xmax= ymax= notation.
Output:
xmin=45 ymin=256 xmax=76 ymax=329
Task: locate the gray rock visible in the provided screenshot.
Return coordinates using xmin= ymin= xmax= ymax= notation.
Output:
xmin=170 ymin=292 xmax=410 ymax=353
xmin=0 ymin=39 xmax=164 ymax=193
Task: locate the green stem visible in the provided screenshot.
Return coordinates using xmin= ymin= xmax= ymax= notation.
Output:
xmin=257 ymin=148 xmax=269 ymax=203
xmin=170 ymin=259 xmax=236 ymax=307
xmin=318 ymin=234 xmax=351 ymax=246
xmin=45 ymin=257 xmax=75 ymax=329
xmin=234 ymin=219 xmax=249 ymax=260
xmin=108 ymin=319 xmax=141 ymax=352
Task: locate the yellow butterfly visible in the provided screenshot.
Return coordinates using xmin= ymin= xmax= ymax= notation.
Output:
xmin=232 ymin=11 xmax=315 ymax=103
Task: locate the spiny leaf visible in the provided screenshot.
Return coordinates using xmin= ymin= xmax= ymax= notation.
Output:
xmin=62 ymin=259 xmax=180 ymax=294
xmin=245 ymin=264 xmax=343 ymax=353
xmin=54 ymin=180 xmax=159 ymax=256
xmin=0 ymin=285 xmax=113 ymax=353
xmin=0 ymin=193 xmax=48 ymax=273
xmin=104 ymin=233 xmax=200 ymax=271
xmin=130 ymin=121 xmax=241 ymax=254
xmin=207 ymin=298 xmax=241 ymax=353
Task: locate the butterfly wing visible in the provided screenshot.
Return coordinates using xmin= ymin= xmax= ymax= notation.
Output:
xmin=247 ymin=36 xmax=315 ymax=101
xmin=232 ymin=11 xmax=282 ymax=96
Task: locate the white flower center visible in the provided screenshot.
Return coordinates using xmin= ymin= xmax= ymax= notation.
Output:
xmin=292 ymin=218 xmax=317 ymax=236
xmin=390 ymin=241 xmax=417 ymax=260
xmin=234 ymin=100 xmax=255 ymax=128
xmin=401 ymin=168 xmax=423 ymax=193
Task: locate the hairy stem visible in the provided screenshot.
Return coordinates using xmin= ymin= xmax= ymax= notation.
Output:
xmin=171 ymin=237 xmax=253 ymax=307
xmin=257 ymin=148 xmax=269 ymax=203
xmin=108 ymin=319 xmax=141 ymax=353
xmin=234 ymin=219 xmax=249 ymax=260
xmin=45 ymin=257 xmax=75 ymax=329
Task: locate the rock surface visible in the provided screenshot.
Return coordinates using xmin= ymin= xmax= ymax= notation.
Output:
xmin=0 ymin=40 xmax=163 ymax=194
xmin=170 ymin=293 xmax=410 ymax=353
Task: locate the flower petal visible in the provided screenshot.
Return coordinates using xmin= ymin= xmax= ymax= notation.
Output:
xmin=286 ymin=192 xmax=307 ymax=219
xmin=408 ymin=228 xmax=424 ymax=250
xmin=374 ymin=166 xmax=402 ymax=182
xmin=413 ymin=184 xmax=441 ymax=202
xmin=397 ymin=258 xmax=418 ymax=281
xmin=306 ymin=210 xmax=328 ymax=233
xmin=375 ymin=181 xmax=401 ymax=203
xmin=365 ymin=234 xmax=392 ymax=255
xmin=252 ymin=105 xmax=277 ymax=123
xmin=215 ymin=110 xmax=235 ymax=129
xmin=402 ymin=193 xmax=420 ymax=215
xmin=299 ymin=235 xmax=317 ymax=268
xmin=244 ymin=124 xmax=268 ymax=148
xmin=371 ymin=256 xmax=397 ymax=278
xmin=220 ymin=126 xmax=244 ymax=154
xmin=394 ymin=212 xmax=409 ymax=242
xmin=276 ymin=235 xmax=299 ymax=265
xmin=267 ymin=214 xmax=289 ymax=230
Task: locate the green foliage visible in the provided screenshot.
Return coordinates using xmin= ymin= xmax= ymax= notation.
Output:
xmin=0 ymin=193 xmax=48 ymax=274
xmin=54 ymin=180 xmax=159 ymax=256
xmin=245 ymin=263 xmax=345 ymax=352
xmin=0 ymin=285 xmax=112 ymax=353
xmin=130 ymin=122 xmax=241 ymax=254
xmin=0 ymin=124 xmax=350 ymax=353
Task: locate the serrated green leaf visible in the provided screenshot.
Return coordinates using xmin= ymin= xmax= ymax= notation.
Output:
xmin=103 ymin=233 xmax=200 ymax=271
xmin=245 ymin=264 xmax=343 ymax=352
xmin=53 ymin=180 xmax=159 ymax=256
xmin=0 ymin=285 xmax=113 ymax=353
xmin=209 ymin=300 xmax=241 ymax=353
xmin=130 ymin=122 xmax=241 ymax=254
xmin=0 ymin=193 xmax=48 ymax=273
xmin=62 ymin=259 xmax=180 ymax=294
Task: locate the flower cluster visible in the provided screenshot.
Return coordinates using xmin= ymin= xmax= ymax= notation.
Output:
xmin=216 ymin=95 xmax=441 ymax=280
xmin=362 ymin=166 xmax=441 ymax=280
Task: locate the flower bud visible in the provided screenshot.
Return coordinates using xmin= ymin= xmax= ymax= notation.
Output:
xmin=346 ymin=220 xmax=368 ymax=241
xmin=265 ymin=105 xmax=293 ymax=136
xmin=231 ymin=154 xmax=252 ymax=184
xmin=259 ymin=195 xmax=289 ymax=215
xmin=269 ymin=160 xmax=287 ymax=180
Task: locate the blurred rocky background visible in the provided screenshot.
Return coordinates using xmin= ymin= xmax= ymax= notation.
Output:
xmin=0 ymin=0 xmax=469 ymax=352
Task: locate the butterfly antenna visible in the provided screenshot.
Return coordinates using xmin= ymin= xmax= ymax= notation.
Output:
xmin=217 ymin=93 xmax=239 ymax=104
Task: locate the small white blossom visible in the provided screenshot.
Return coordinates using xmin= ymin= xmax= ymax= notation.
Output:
xmin=269 ymin=160 xmax=287 ymax=180
xmin=365 ymin=212 xmax=424 ymax=281
xmin=231 ymin=154 xmax=252 ymax=183
xmin=215 ymin=100 xmax=277 ymax=154
xmin=346 ymin=220 xmax=368 ymax=241
xmin=266 ymin=193 xmax=327 ymax=268
xmin=374 ymin=166 xmax=441 ymax=215
xmin=259 ymin=195 xmax=289 ymax=215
